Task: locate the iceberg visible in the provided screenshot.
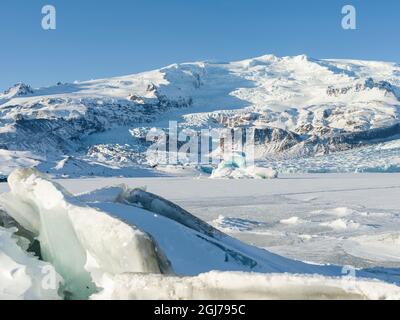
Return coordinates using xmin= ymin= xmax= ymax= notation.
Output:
xmin=211 ymin=152 xmax=278 ymax=179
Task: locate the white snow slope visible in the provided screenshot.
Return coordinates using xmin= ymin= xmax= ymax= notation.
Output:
xmin=0 ymin=169 xmax=399 ymax=300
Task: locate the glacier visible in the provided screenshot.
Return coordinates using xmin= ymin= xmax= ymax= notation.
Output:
xmin=210 ymin=151 xmax=278 ymax=179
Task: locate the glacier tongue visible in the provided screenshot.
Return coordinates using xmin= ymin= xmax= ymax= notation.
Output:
xmin=0 ymin=168 xmax=164 ymax=299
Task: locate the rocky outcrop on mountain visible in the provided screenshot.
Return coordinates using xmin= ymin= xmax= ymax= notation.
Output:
xmin=2 ymin=83 xmax=34 ymax=98
xmin=327 ymin=78 xmax=399 ymax=99
xmin=87 ymin=144 xmax=146 ymax=167
xmin=252 ymin=127 xmax=302 ymax=153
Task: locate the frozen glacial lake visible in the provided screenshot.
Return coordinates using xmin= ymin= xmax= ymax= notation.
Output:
xmin=3 ymin=173 xmax=395 ymax=269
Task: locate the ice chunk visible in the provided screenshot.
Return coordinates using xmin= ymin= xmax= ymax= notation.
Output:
xmin=211 ymin=151 xmax=278 ymax=179
xmin=280 ymin=216 xmax=304 ymax=225
xmin=1 ymin=169 xmax=399 ymax=300
xmin=245 ymin=166 xmax=279 ymax=179
xmin=0 ymin=168 xmax=165 ymax=299
xmin=320 ymin=219 xmax=361 ymax=231
xmin=119 ymin=188 xmax=224 ymax=238
xmin=224 ymin=151 xmax=248 ymax=170
xmin=211 ymin=162 xmax=278 ymax=179
xmin=0 ymin=227 xmax=61 ymax=300
xmin=77 ymin=185 xmax=223 ymax=238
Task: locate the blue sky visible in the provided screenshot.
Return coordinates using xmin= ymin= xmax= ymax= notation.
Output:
xmin=0 ymin=0 xmax=399 ymax=91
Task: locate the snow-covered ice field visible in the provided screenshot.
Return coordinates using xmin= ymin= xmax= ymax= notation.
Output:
xmin=1 ymin=169 xmax=399 ymax=300
xmin=38 ymin=173 xmax=398 ymax=270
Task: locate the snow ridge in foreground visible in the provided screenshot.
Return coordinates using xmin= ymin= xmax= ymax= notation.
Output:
xmin=92 ymin=271 xmax=400 ymax=300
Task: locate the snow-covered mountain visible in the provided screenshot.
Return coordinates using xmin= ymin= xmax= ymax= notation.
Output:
xmin=1 ymin=54 xmax=399 ymax=177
